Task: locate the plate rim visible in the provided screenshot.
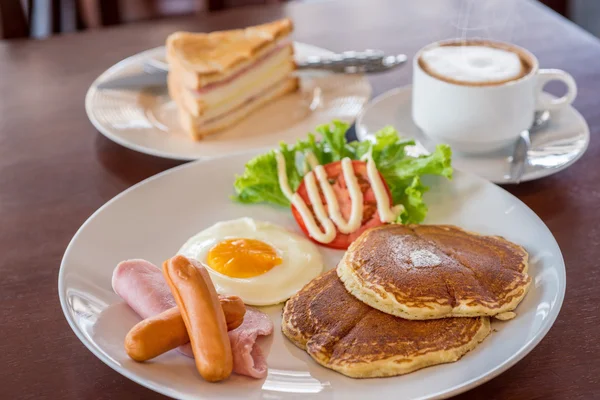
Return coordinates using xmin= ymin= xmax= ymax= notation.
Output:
xmin=58 ymin=151 xmax=566 ymax=400
xmin=355 ymin=85 xmax=590 ymax=184
xmin=85 ymin=42 xmax=371 ymax=161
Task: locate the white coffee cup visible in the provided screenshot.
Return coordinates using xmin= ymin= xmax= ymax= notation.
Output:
xmin=412 ymin=39 xmax=577 ymax=153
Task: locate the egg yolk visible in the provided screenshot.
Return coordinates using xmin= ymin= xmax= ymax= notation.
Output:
xmin=206 ymin=238 xmax=283 ymax=278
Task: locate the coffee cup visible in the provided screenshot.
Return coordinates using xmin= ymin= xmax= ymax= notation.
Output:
xmin=411 ymin=39 xmax=577 ymax=154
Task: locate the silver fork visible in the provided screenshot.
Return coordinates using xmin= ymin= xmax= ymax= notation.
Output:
xmin=143 ymin=50 xmax=407 ymax=75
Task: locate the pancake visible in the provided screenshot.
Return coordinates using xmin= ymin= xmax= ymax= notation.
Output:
xmin=282 ymin=270 xmax=491 ymax=378
xmin=337 ymin=224 xmax=531 ymax=320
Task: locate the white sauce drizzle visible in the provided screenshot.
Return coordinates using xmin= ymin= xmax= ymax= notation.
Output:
xmin=313 ymin=159 xmax=363 ymax=233
xmin=276 ymin=151 xmax=336 ymax=243
xmin=275 ymin=150 xmax=403 ymax=244
xmin=366 ymin=156 xmax=405 ymax=223
xmin=276 ymin=151 xmax=295 ymax=200
xmin=305 ymin=152 xmax=319 ymax=169
xmin=302 ymin=172 xmax=337 ymax=242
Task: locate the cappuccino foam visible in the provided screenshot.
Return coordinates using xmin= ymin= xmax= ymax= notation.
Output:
xmin=420 ymin=44 xmax=527 ymax=85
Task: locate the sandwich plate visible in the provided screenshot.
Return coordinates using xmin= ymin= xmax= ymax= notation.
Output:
xmin=59 ymin=150 xmax=565 ymax=399
xmin=85 ymin=43 xmax=371 ymax=160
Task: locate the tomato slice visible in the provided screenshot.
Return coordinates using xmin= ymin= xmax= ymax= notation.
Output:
xmin=291 ymin=160 xmax=392 ymax=250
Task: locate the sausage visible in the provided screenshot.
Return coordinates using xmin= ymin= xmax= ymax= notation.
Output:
xmin=162 ymin=255 xmax=233 ymax=382
xmin=124 ymin=295 xmax=245 ymax=362
xmin=112 ymin=259 xmax=245 ymax=328
xmin=220 ymin=295 xmax=246 ymax=331
xmin=125 ymin=307 xmax=186 ymax=362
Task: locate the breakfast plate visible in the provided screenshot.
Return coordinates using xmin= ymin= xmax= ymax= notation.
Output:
xmin=59 ymin=148 xmax=565 ymax=399
xmin=85 ymin=42 xmax=371 ymax=160
xmin=356 ymin=86 xmax=590 ymax=184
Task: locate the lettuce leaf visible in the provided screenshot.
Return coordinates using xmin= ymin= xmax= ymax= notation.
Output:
xmin=232 ymin=121 xmax=452 ymax=224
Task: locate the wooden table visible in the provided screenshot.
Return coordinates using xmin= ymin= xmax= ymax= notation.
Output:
xmin=1 ymin=0 xmax=598 ymax=398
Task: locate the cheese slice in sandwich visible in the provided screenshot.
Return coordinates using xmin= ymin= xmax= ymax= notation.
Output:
xmin=166 ymin=18 xmax=298 ymax=140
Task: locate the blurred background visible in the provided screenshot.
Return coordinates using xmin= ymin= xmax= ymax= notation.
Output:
xmin=1 ymin=0 xmax=600 ymax=40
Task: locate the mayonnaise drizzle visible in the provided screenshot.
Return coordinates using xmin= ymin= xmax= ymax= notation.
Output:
xmin=275 ymin=150 xmax=403 ymax=244
xmin=276 ymin=151 xmax=336 ymax=243
xmin=303 ymin=171 xmax=337 ymax=242
xmin=305 ymin=152 xmax=319 ymax=169
xmin=313 ymin=159 xmax=363 ymax=233
xmin=366 ymin=156 xmax=405 ymax=223
xmin=276 ymin=151 xmax=295 ymax=200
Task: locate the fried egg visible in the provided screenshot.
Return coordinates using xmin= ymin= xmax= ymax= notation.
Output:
xmin=178 ymin=218 xmax=324 ymax=306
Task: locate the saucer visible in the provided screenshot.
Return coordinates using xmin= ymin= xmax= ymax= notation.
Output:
xmin=356 ymin=86 xmax=590 ymax=184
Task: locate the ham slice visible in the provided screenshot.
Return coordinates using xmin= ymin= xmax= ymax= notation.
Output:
xmin=193 ymin=39 xmax=291 ymax=95
xmin=178 ymin=307 xmax=273 ymax=378
xmin=112 ymin=259 xmax=274 ymax=379
xmin=112 ymin=259 xmax=176 ymax=318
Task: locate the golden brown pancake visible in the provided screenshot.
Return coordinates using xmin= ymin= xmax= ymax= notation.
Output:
xmin=337 ymin=225 xmax=530 ymax=320
xmin=282 ymin=270 xmax=491 ymax=378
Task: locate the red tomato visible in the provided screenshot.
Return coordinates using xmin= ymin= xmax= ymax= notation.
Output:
xmin=291 ymin=160 xmax=392 ymax=250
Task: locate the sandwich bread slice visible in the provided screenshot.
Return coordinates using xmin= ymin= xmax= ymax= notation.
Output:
xmin=166 ymin=18 xmax=298 ymax=140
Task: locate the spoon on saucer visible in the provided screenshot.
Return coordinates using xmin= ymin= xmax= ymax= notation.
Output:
xmin=508 ymin=110 xmax=551 ymax=184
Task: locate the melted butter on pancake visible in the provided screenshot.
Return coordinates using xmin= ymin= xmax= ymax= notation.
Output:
xmin=410 ymin=249 xmax=442 ymax=267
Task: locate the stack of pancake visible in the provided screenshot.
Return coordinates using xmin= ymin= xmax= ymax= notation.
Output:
xmin=282 ymin=225 xmax=531 ymax=378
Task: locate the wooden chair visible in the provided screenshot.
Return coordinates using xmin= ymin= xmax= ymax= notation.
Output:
xmin=0 ymin=0 xmax=31 ymax=39
xmin=0 ymin=0 xmax=282 ymax=39
xmin=1 ymin=0 xmax=90 ymax=39
xmin=86 ymin=0 xmax=281 ymax=26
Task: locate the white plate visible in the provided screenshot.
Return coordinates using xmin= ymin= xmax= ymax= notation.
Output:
xmin=356 ymin=86 xmax=589 ymax=184
xmin=59 ymin=151 xmax=565 ymax=400
xmin=86 ymin=43 xmax=371 ymax=160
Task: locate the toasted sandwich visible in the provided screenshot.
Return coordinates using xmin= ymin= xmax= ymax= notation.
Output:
xmin=166 ymin=18 xmax=298 ymax=140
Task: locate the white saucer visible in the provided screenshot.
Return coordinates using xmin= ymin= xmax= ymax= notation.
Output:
xmin=356 ymin=86 xmax=589 ymax=184
xmin=86 ymin=43 xmax=372 ymax=160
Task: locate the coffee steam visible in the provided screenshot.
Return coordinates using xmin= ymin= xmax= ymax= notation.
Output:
xmin=452 ymin=0 xmax=522 ymax=44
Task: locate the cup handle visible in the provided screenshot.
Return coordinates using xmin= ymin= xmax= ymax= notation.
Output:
xmin=536 ymin=69 xmax=577 ymax=111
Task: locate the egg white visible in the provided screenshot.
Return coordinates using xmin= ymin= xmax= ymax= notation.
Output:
xmin=178 ymin=217 xmax=324 ymax=306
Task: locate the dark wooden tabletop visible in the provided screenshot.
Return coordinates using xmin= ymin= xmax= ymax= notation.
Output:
xmin=1 ymin=0 xmax=599 ymax=398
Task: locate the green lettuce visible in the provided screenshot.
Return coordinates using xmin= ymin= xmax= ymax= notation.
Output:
xmin=232 ymin=121 xmax=452 ymax=224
